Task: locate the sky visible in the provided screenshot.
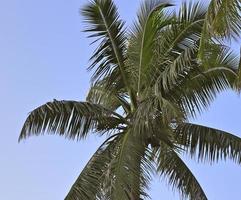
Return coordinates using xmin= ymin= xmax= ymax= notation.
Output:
xmin=0 ymin=0 xmax=241 ymax=199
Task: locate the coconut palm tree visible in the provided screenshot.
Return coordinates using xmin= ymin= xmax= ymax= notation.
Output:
xmin=19 ymin=0 xmax=241 ymax=199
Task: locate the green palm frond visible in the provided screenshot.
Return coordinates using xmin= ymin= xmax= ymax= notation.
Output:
xmin=176 ymin=123 xmax=241 ymax=163
xmin=81 ymin=0 xmax=129 ymax=90
xmin=19 ymin=100 xmax=126 ymax=141
xmin=206 ymin=0 xmax=240 ymax=39
xmin=110 ymin=132 xmax=144 ymax=200
xmin=199 ymin=0 xmax=240 ymax=61
xmin=155 ymin=144 xmax=207 ymax=200
xmin=150 ymin=2 xmax=206 ymax=92
xmin=127 ymin=0 xmax=173 ymax=95
xmin=159 ymin=46 xmax=239 ymax=117
xmin=176 ymin=67 xmax=237 ymax=117
xmin=165 ymin=1 xmax=206 ymax=52
xmin=132 ymin=97 xmax=179 ymax=149
xmin=87 ymin=81 xmax=130 ymax=113
xmin=65 ymin=134 xmax=121 ymax=200
xmin=236 ymin=51 xmax=241 ymax=90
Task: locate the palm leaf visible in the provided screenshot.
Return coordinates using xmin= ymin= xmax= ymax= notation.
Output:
xmin=176 ymin=123 xmax=241 ymax=163
xmin=127 ymin=1 xmax=173 ymax=93
xmin=65 ymin=134 xmax=121 ymax=200
xmin=150 ymin=1 xmax=206 ymax=92
xmin=110 ymin=131 xmax=153 ymax=200
xmin=81 ymin=0 xmax=134 ymax=103
xmin=164 ymin=1 xmax=206 ymax=54
xmin=155 ymin=144 xmax=207 ymax=200
xmin=128 ymin=0 xmax=173 ymax=95
xmin=177 ymin=67 xmax=237 ymax=117
xmin=87 ymin=81 xmax=130 ymax=113
xmin=19 ymin=100 xmax=126 ymax=141
xmin=111 ymin=132 xmax=140 ymax=200
xmin=199 ymin=0 xmax=241 ymax=62
xmin=206 ymin=0 xmax=240 ymax=39
xmin=161 ymin=46 xmax=239 ymax=117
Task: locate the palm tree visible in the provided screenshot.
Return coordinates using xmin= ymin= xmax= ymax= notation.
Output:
xmin=19 ymin=0 xmax=241 ymax=199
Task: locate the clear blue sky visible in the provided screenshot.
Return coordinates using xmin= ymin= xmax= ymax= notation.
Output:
xmin=0 ymin=0 xmax=241 ymax=199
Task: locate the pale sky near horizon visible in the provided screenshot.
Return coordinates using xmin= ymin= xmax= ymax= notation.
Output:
xmin=0 ymin=0 xmax=241 ymax=199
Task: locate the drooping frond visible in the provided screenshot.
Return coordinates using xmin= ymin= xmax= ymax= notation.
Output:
xmin=19 ymin=100 xmax=126 ymax=141
xmin=111 ymin=132 xmax=141 ymax=200
xmin=150 ymin=1 xmax=207 ymax=92
xmin=199 ymin=0 xmax=241 ymax=62
xmin=159 ymin=46 xmax=239 ymax=117
xmin=176 ymin=123 xmax=241 ymax=163
xmin=155 ymin=144 xmax=207 ymax=200
xmin=205 ymin=0 xmax=240 ymax=40
xmin=65 ymin=134 xmax=121 ymax=200
xmin=175 ymin=66 xmax=237 ymax=118
xmin=109 ymin=132 xmax=153 ymax=200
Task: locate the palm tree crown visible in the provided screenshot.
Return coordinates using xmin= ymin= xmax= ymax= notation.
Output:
xmin=20 ymin=0 xmax=241 ymax=199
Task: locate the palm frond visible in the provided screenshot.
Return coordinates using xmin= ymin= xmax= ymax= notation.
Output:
xmin=160 ymin=46 xmax=239 ymax=117
xmin=81 ymin=0 xmax=129 ymax=91
xmin=155 ymin=144 xmax=207 ymax=200
xmin=178 ymin=67 xmax=236 ymax=117
xmin=127 ymin=0 xmax=173 ymax=95
xmin=87 ymin=81 xmax=130 ymax=113
xmin=150 ymin=1 xmax=206 ymax=92
xmin=166 ymin=1 xmax=206 ymax=52
xmin=132 ymin=97 xmax=177 ymax=148
xmin=176 ymin=123 xmax=241 ymax=163
xmin=110 ymin=132 xmax=153 ymax=200
xmin=206 ymin=0 xmax=240 ymax=39
xmin=199 ymin=0 xmax=241 ymax=62
xmin=234 ymin=48 xmax=241 ymax=90
xmin=65 ymin=133 xmax=121 ymax=200
xmin=19 ymin=100 xmax=126 ymax=141
xmin=111 ymin=132 xmax=140 ymax=200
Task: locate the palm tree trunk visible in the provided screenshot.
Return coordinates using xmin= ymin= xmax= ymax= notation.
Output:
xmin=130 ymin=187 xmax=141 ymax=200
xmin=130 ymin=192 xmax=140 ymax=200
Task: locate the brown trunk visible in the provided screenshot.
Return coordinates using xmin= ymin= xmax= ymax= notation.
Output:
xmin=130 ymin=190 xmax=140 ymax=200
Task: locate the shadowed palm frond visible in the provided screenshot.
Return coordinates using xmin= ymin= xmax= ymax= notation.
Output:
xmin=19 ymin=100 xmax=126 ymax=141
xmin=175 ymin=66 xmax=237 ymax=118
xmin=100 ymin=131 xmax=154 ymax=200
xmin=149 ymin=2 xmax=207 ymax=92
xmin=176 ymin=123 xmax=241 ymax=163
xmin=110 ymin=132 xmax=143 ymax=200
xmin=87 ymin=81 xmax=130 ymax=113
xmin=155 ymin=46 xmax=239 ymax=117
xmin=206 ymin=0 xmax=240 ymax=39
xmin=199 ymin=0 xmax=241 ymax=62
xmin=155 ymin=144 xmax=208 ymax=200
xmin=65 ymin=134 xmax=121 ymax=200
xmin=132 ymin=97 xmax=180 ymax=147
